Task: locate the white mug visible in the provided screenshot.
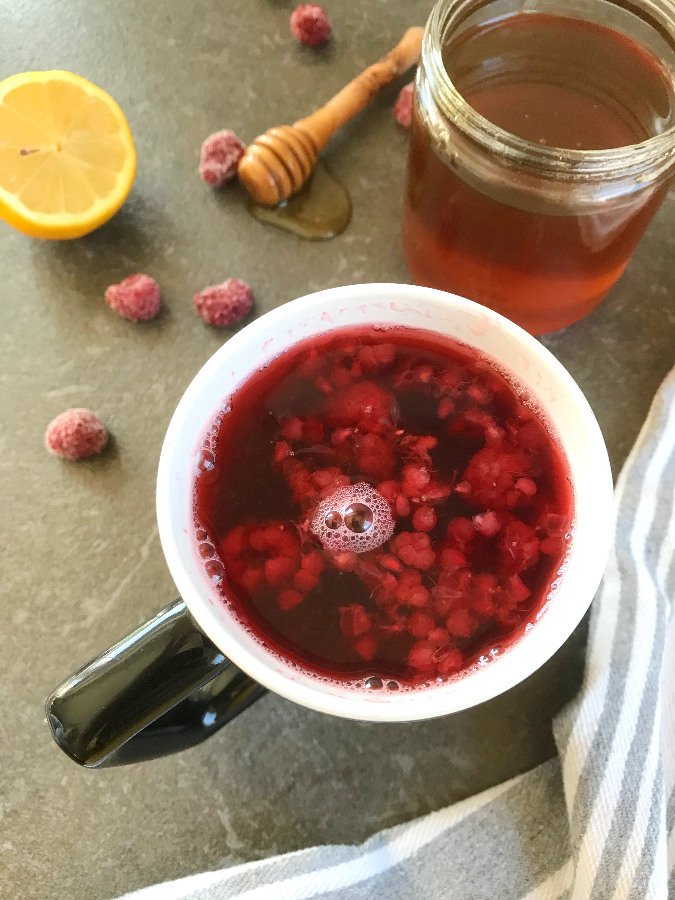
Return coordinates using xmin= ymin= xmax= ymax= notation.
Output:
xmin=47 ymin=283 xmax=614 ymax=767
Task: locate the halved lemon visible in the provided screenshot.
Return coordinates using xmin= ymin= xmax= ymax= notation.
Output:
xmin=0 ymin=71 xmax=136 ymax=239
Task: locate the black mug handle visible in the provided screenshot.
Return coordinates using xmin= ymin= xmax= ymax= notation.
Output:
xmin=46 ymin=599 xmax=266 ymax=767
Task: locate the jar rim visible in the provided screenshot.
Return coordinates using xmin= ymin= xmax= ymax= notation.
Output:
xmin=423 ymin=0 xmax=675 ymax=180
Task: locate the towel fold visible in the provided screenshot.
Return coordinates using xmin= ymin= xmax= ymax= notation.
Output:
xmin=123 ymin=368 xmax=675 ymax=900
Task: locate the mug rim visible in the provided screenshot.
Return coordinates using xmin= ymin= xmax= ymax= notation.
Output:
xmin=157 ymin=283 xmax=614 ymax=721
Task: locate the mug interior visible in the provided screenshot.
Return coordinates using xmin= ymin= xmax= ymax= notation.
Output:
xmin=157 ymin=284 xmax=613 ymax=721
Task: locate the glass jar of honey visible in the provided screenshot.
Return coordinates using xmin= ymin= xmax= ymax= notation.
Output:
xmin=402 ymin=0 xmax=675 ymax=334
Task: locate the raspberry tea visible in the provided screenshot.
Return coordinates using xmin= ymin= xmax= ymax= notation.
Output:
xmin=193 ymin=325 xmax=573 ymax=691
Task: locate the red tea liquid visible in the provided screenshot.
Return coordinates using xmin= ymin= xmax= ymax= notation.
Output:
xmin=194 ymin=325 xmax=573 ymax=691
xmin=402 ymin=13 xmax=674 ymax=334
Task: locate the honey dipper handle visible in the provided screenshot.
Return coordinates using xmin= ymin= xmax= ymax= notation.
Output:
xmin=294 ymin=26 xmax=424 ymax=151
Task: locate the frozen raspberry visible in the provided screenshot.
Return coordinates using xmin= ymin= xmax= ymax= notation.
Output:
xmin=437 ymin=648 xmax=464 ymax=676
xmin=354 ymin=633 xmax=378 ymax=661
xmin=279 ymin=589 xmax=304 ymax=611
xmin=339 ymin=604 xmax=372 ymax=639
xmin=396 ymin=495 xmax=411 ymax=517
xmin=332 ymin=551 xmax=358 ymax=571
xmin=264 ymin=556 xmax=296 ymax=586
xmin=446 ymin=517 xmax=477 ymax=551
xmin=220 ymin=521 xmax=309 ymax=608
xmin=326 ymin=381 xmax=399 ymax=431
xmin=428 ymin=627 xmax=450 ymax=648
xmin=439 ymin=547 xmax=468 ymax=572
xmin=394 ymin=569 xmax=430 ymax=606
xmin=290 ymin=4 xmax=332 ymax=47
xmin=408 ymin=640 xmax=436 ymax=670
xmin=240 ymin=567 xmax=264 ymax=594
xmin=499 ymin=520 xmax=540 ymax=574
xmin=506 ymin=574 xmax=531 ymax=603
xmin=460 ymin=445 xmax=533 ymax=509
xmin=393 ymin=532 xmax=436 ymax=570
xmin=358 ymin=343 xmax=396 ymax=370
xmin=280 ymin=417 xmax=304 ymax=442
xmin=467 ymin=383 xmax=493 ymax=405
xmin=437 ymin=398 xmax=455 ymax=419
xmin=104 ymin=274 xmax=161 ymax=322
xmin=408 ymin=610 xmax=435 ymax=638
xmin=393 ymin=82 xmax=414 ymax=128
xmin=354 ymin=432 xmax=395 ymax=480
xmin=193 ymin=278 xmax=253 ymax=327
xmin=413 ymin=506 xmax=437 ymax=533
xmin=470 ymin=573 xmax=498 ymax=617
xmin=379 ymin=554 xmax=403 ymax=574
xmin=401 ymin=463 xmax=431 ymax=498
xmin=445 ymin=608 xmax=476 ymax=639
xmin=515 ymin=477 xmax=538 ymax=497
xmin=274 ymin=440 xmax=292 ymax=463
xmin=293 ymin=568 xmax=320 ymax=593
xmin=460 ymin=410 xmax=504 ymax=445
xmin=472 ymin=510 xmax=501 ymax=538
xmin=400 ymin=435 xmax=437 ymax=465
xmin=540 ymin=534 xmax=564 ymax=556
xmin=198 ymin=129 xmax=246 ymax=187
xmin=45 ymin=408 xmax=108 ymax=460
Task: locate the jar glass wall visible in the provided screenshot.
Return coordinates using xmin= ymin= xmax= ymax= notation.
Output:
xmin=402 ymin=0 xmax=675 ymax=334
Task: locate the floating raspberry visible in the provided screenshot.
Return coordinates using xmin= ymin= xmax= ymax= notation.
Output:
xmin=499 ymin=520 xmax=540 ymax=574
xmin=446 ymin=517 xmax=477 ymax=551
xmin=413 ymin=506 xmax=437 ymax=533
xmin=394 ymin=569 xmax=430 ymax=606
xmin=354 ymin=633 xmax=378 ymax=661
xmin=400 ymin=435 xmax=437 ymax=465
xmin=44 ymin=408 xmax=108 ymax=460
xmin=408 ymin=610 xmax=435 ymax=638
xmin=539 ymin=514 xmax=567 ymax=556
xmin=459 ymin=445 xmax=534 ymax=509
xmin=473 ymin=510 xmax=501 ymax=538
xmin=470 ymin=573 xmax=499 ymax=617
xmin=408 ymin=640 xmax=436 ymax=670
xmin=104 ymin=274 xmax=161 ymax=322
xmin=290 ymin=4 xmax=332 ymax=47
xmin=437 ymin=648 xmax=464 ymax=676
xmin=428 ymin=627 xmax=450 ymax=648
xmin=401 ymin=463 xmax=431 ymax=498
xmin=198 ymin=129 xmax=246 ymax=187
xmin=339 ymin=604 xmax=372 ymax=639
xmin=354 ymin=432 xmax=395 ymax=480
xmin=393 ymin=82 xmax=414 ymax=128
xmin=515 ymin=477 xmax=538 ymax=497
xmin=445 ymin=608 xmax=476 ymax=639
xmin=392 ymin=532 xmax=436 ymax=571
xmin=439 ymin=547 xmax=468 ymax=572
xmin=281 ymin=459 xmax=350 ymax=509
xmin=358 ymin=343 xmax=396 ymax=370
xmin=279 ymin=589 xmax=304 ymax=611
xmin=507 ymin=574 xmax=531 ymax=603
xmin=193 ymin=278 xmax=253 ymax=327
xmin=437 ymin=397 xmax=455 ymax=419
xmin=219 ymin=521 xmax=323 ymax=611
xmin=377 ymin=480 xmax=410 ymax=518
xmin=326 ymin=381 xmax=399 ymax=431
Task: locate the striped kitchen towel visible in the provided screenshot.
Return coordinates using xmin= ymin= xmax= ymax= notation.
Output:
xmin=125 ymin=368 xmax=675 ymax=900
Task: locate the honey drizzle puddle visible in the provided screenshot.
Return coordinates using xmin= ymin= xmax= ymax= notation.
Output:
xmin=247 ymin=159 xmax=352 ymax=240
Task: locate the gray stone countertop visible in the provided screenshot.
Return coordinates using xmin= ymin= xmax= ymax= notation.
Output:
xmin=1 ymin=1 xmax=673 ymax=898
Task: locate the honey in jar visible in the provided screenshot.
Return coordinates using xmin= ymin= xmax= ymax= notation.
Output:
xmin=402 ymin=2 xmax=675 ymax=334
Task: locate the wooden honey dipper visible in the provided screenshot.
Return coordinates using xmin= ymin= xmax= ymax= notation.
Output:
xmin=238 ymin=26 xmax=424 ymax=206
